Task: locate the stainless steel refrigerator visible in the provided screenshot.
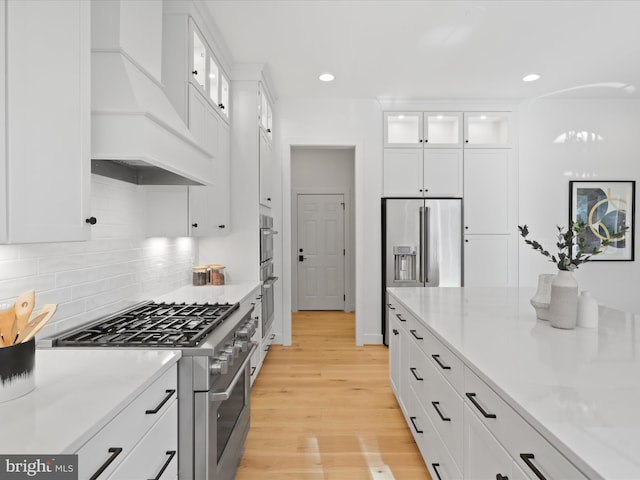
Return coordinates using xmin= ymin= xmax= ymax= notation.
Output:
xmin=382 ymin=198 xmax=462 ymax=345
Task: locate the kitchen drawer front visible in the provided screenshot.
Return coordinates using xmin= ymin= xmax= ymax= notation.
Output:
xmin=408 ymin=335 xmax=428 ymax=400
xmin=109 ymin=399 xmax=178 ymax=479
xmin=405 ymin=386 xmax=462 ymax=480
xmin=389 ymin=299 xmax=412 ymax=332
xmin=407 ymin=313 xmax=428 ymax=351
xmin=77 ymin=365 xmax=178 ymax=479
xmin=465 ymin=368 xmax=587 ymax=480
xmin=424 ymin=354 xmax=463 ymax=469
xmin=425 ymin=328 xmax=464 ymax=395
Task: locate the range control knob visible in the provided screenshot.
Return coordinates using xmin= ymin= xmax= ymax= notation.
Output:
xmin=234 ymin=339 xmax=249 ymax=353
xmin=236 ymin=327 xmax=251 ymax=339
xmin=210 ymin=355 xmax=229 ymax=375
xmin=223 ymin=345 xmax=238 ymax=364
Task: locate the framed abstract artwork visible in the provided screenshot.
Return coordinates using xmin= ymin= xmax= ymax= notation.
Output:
xmin=569 ymin=180 xmax=635 ymax=261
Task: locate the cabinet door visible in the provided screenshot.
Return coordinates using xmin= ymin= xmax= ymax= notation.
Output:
xmin=219 ymin=71 xmax=230 ymax=119
xmin=464 ymin=404 xmax=513 ymax=480
xmin=464 ymin=235 xmax=515 ymax=287
xmin=3 ymin=0 xmax=90 ymax=243
xmin=464 ymin=112 xmax=512 ymax=148
xmin=384 ymin=112 xmax=423 ymax=147
xmin=259 ymin=130 xmax=273 ymax=207
xmin=463 ymin=149 xmax=512 ymax=234
xmin=191 ymin=27 xmax=207 ymax=92
xmin=383 ymin=149 xmax=423 ymax=197
xmin=389 ymin=311 xmax=402 ymax=397
xmin=423 ymin=149 xmax=463 ymax=197
xmin=424 ymin=112 xmax=462 ymax=148
xmin=189 ymin=114 xmax=229 ymax=236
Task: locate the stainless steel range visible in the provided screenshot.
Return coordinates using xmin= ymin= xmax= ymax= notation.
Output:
xmin=47 ymin=300 xmax=257 ymax=480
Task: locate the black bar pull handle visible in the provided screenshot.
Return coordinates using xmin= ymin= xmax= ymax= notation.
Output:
xmin=89 ymin=447 xmax=123 ymax=480
xmin=431 ymin=401 xmax=451 ymax=422
xmin=409 ymin=416 xmax=423 ymax=434
xmin=432 ymin=354 xmax=451 ymax=370
xmin=145 ymin=389 xmax=176 ymax=414
xmin=466 ymin=392 xmax=497 ymax=418
xmin=396 ymin=314 xmax=407 ymax=322
xmin=387 ymin=303 xmax=396 ymax=310
xmin=496 ymin=474 xmax=509 ymax=480
xmin=410 ymin=329 xmax=423 ymax=340
xmin=410 ymin=367 xmax=423 ymax=381
xmin=392 ymin=329 xmax=399 ymax=336
xmin=148 ymin=450 xmax=176 ymax=480
xmin=432 ymin=463 xmax=443 ymax=480
xmin=520 ymin=453 xmax=547 ymax=480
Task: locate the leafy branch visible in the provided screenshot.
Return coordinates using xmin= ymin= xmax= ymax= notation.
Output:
xmin=518 ymin=220 xmax=628 ymax=271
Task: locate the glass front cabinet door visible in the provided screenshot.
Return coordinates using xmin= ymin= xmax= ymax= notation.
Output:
xmin=424 ymin=112 xmax=462 ymax=147
xmin=464 ymin=112 xmax=512 ymax=148
xmin=384 ymin=112 xmax=422 ymax=147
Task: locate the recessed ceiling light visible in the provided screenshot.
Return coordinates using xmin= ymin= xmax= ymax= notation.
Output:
xmin=523 ymin=73 xmax=541 ymax=82
xmin=319 ymin=73 xmax=335 ymax=82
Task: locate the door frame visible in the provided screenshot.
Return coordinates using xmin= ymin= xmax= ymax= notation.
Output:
xmin=281 ymin=137 xmax=364 ymax=346
xmin=291 ymin=189 xmax=352 ymax=312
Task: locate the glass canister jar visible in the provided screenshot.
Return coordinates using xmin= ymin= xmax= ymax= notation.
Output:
xmin=209 ymin=265 xmax=225 ymax=285
xmin=192 ymin=266 xmax=209 ymax=286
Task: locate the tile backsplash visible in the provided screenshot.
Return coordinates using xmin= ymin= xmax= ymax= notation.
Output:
xmin=0 ymin=175 xmax=196 ymax=336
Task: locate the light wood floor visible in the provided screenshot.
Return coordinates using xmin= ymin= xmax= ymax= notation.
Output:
xmin=236 ymin=311 xmax=431 ymax=480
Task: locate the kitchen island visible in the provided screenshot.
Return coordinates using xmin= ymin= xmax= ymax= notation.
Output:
xmin=388 ymin=286 xmax=640 ymax=480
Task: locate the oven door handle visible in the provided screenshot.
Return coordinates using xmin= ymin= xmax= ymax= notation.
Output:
xmin=209 ymin=342 xmax=258 ymax=402
xmin=263 ymin=276 xmax=279 ymax=289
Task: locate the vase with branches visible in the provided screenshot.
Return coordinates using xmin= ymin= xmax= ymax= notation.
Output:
xmin=518 ymin=220 xmax=627 ymax=328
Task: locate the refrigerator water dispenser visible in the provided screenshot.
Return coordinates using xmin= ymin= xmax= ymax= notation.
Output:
xmin=393 ymin=246 xmax=416 ymax=281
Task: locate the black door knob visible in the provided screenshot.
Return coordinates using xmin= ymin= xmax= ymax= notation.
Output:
xmin=85 ymin=217 xmax=97 ymax=225
xmin=192 ymin=223 xmax=198 ymax=228
xmin=192 ymin=70 xmax=198 ymax=75
xmin=218 ymin=225 xmax=225 ymax=229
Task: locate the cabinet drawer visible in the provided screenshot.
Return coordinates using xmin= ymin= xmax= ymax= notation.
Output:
xmin=423 ymin=355 xmax=463 ymax=469
xmin=408 ymin=337 xmax=428 ymax=400
xmin=407 ymin=314 xmax=428 ymax=350
xmin=77 ymin=365 xmax=177 ymax=479
xmin=109 ymin=399 xmax=178 ymax=479
xmin=425 ymin=329 xmax=464 ymax=394
xmin=465 ymin=368 xmax=587 ymax=480
xmin=388 ymin=299 xmax=412 ymax=331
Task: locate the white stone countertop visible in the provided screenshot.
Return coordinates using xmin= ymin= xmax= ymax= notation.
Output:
xmin=155 ymin=281 xmax=261 ymax=305
xmin=388 ymin=286 xmax=640 ymax=480
xmin=0 ymin=349 xmax=180 ymax=454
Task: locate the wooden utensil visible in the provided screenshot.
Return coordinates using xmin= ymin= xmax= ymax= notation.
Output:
xmin=16 ymin=304 xmax=57 ymax=343
xmin=0 ymin=306 xmax=17 ymax=347
xmin=14 ymin=290 xmax=35 ymax=337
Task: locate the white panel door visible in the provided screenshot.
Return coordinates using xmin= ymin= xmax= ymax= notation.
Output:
xmin=464 ymin=404 xmax=513 ymax=480
xmin=464 ymin=235 xmax=512 ymax=287
xmin=297 ymin=194 xmax=345 ymax=310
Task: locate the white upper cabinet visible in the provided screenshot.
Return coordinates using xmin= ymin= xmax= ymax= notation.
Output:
xmin=0 ymin=0 xmax=91 ymax=244
xmin=463 ymin=112 xmax=512 ymax=148
xmin=189 ymin=22 xmax=229 ymax=121
xmin=384 ymin=112 xmax=462 ymax=148
xmin=259 ymin=129 xmax=274 ymax=207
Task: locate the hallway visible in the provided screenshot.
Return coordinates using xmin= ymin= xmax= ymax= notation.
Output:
xmin=236 ymin=311 xmax=431 ymax=479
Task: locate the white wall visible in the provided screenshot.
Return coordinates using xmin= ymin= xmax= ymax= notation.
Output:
xmin=276 ymin=98 xmax=383 ymax=345
xmin=519 ymin=98 xmax=640 ymax=313
xmin=0 ymin=175 xmax=196 ymax=337
xmin=291 ymin=147 xmax=356 ymax=311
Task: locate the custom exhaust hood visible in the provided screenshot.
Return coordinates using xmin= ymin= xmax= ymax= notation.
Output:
xmin=91 ymin=0 xmax=213 ymax=186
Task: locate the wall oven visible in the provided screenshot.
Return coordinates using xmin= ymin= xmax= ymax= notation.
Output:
xmin=259 ymin=214 xmax=278 ymax=338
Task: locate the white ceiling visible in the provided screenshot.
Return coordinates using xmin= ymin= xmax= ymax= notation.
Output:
xmin=202 ymin=0 xmax=640 ymax=101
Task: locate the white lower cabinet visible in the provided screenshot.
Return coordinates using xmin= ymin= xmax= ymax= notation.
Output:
xmin=250 ymin=295 xmax=263 ymax=386
xmin=388 ymin=291 xmax=588 ymax=480
xmin=76 ymin=365 xmax=178 ymax=479
xmin=109 ymin=400 xmax=177 ymax=479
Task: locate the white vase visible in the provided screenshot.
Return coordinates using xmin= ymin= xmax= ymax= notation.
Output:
xmin=530 ymin=273 xmax=554 ymax=320
xmin=549 ymin=270 xmax=579 ymax=329
xmin=577 ymin=290 xmax=598 ymax=328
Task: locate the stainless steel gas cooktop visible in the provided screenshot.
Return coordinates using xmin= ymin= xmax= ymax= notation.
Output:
xmin=54 ymin=301 xmax=240 ymax=348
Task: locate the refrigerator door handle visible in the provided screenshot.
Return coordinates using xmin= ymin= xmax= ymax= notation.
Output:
xmin=423 ymin=206 xmax=429 ymax=284
xmin=419 ymin=206 xmax=426 ymax=283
